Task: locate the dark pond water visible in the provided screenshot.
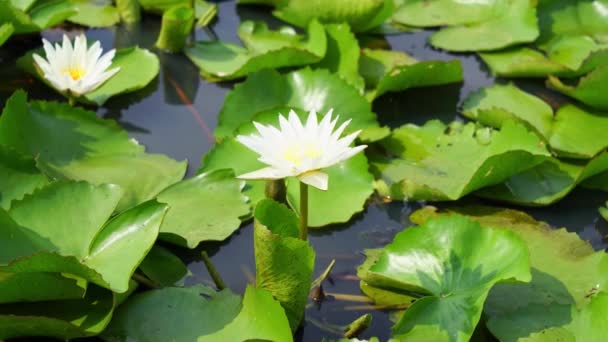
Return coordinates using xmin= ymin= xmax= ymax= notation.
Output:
xmin=1 ymin=1 xmax=607 ymax=341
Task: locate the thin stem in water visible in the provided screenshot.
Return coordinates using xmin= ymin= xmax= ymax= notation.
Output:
xmin=299 ymin=181 xmax=309 ymax=241
xmin=68 ymin=97 xmax=76 ymax=106
xmin=201 ymin=251 xmax=226 ymax=290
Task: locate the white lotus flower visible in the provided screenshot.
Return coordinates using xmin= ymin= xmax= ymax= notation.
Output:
xmin=33 ymin=34 xmax=120 ymax=96
xmin=236 ymin=109 xmax=367 ymax=191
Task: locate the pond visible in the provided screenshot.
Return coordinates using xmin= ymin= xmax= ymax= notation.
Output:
xmin=1 ymin=0 xmax=608 ymax=341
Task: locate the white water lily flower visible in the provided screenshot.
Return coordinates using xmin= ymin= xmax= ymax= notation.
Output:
xmin=33 ymin=34 xmax=120 ymax=96
xmin=236 ymin=109 xmax=367 ymax=191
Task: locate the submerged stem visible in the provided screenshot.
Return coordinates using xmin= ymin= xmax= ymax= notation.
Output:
xmin=299 ymin=182 xmax=308 ymax=241
xmin=131 ymin=273 xmax=158 ymax=289
xmin=201 ymin=251 xmax=226 ymax=290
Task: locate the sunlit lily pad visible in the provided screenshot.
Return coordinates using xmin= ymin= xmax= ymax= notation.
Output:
xmin=239 ymin=0 xmax=393 ymax=33
xmin=548 ymin=67 xmax=608 ymax=110
xmin=0 ymin=91 xmax=186 ymax=212
xmin=0 ymin=146 xmax=49 ymax=210
xmin=462 ymin=83 xmax=608 ymax=158
xmin=185 ymin=20 xmax=326 ymax=81
xmin=67 ymin=0 xmax=120 ymax=27
xmin=0 ymin=285 xmax=118 ymax=339
xmin=373 ymin=120 xmax=550 ymax=201
xmin=0 ymin=181 xmax=168 ymax=293
xmin=0 ymin=0 xmax=76 ymax=34
xmin=429 ymin=0 xmax=538 ymax=52
xmin=18 ymin=46 xmax=160 ymax=106
xmin=156 ymin=169 xmax=250 ymax=248
xmin=392 ymin=0 xmax=507 ymax=27
xmin=254 ymin=199 xmax=314 ymax=331
xmin=536 ymin=0 xmax=608 ymax=45
xmin=410 ymin=206 xmax=608 ymax=341
xmin=358 ymin=48 xmax=463 ymax=99
xmin=103 ymin=285 xmax=293 ymax=341
xmin=360 ymin=214 xmax=530 ymax=341
xmin=315 ymin=23 xmax=365 ymax=91
xmin=214 ymin=68 xmax=379 ymax=140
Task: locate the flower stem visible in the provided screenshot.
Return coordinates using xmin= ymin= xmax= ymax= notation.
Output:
xmin=68 ymin=97 xmax=76 ymax=106
xmin=299 ymin=182 xmax=309 ymax=241
xmin=201 ymin=251 xmax=226 ymax=290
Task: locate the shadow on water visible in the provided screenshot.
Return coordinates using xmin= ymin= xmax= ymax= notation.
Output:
xmin=1 ymin=0 xmax=607 ymax=341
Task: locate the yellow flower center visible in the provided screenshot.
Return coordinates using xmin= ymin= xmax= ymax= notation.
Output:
xmin=63 ymin=67 xmax=86 ymax=81
xmin=283 ymin=144 xmax=321 ymax=165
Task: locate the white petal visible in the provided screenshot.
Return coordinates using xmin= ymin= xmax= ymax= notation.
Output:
xmin=298 ymin=171 xmax=328 ymax=191
xmin=237 ymin=166 xmax=293 ymax=180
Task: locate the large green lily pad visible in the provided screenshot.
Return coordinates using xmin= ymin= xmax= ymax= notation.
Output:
xmin=462 ymin=83 xmax=608 ymax=158
xmin=18 ymin=46 xmax=160 ymax=106
xmin=0 ymin=181 xmax=168 ymax=293
xmin=156 ymin=169 xmax=250 ymax=248
xmin=214 ymin=68 xmax=379 ymax=140
xmin=103 ymin=285 xmax=293 ymax=341
xmin=374 ymin=120 xmax=550 ymax=201
xmin=185 ymin=20 xmax=326 ymax=81
xmin=359 ymin=48 xmax=463 ymax=99
xmin=68 ymin=0 xmax=120 ymax=27
xmin=537 ymin=0 xmax=608 ymax=45
xmin=254 ymin=199 xmax=314 ymax=331
xmin=360 ymin=214 xmax=531 ymax=341
xmin=0 ymin=146 xmax=49 ymax=210
xmin=0 ymin=0 xmax=75 ymax=34
xmin=392 ymin=0 xmax=507 ymax=27
xmin=548 ymin=66 xmax=608 ymax=110
xmin=0 ymin=91 xmax=186 ymax=212
xmin=430 ymin=0 xmax=539 ymax=52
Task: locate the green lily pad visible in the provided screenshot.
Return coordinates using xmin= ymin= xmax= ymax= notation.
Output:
xmin=185 ymin=20 xmax=326 ymax=81
xmin=548 ymin=67 xmax=608 ymax=110
xmin=0 ymin=271 xmax=87 ymax=304
xmin=138 ymin=245 xmax=189 ymax=287
xmin=0 ymin=91 xmax=186 ymax=212
xmin=360 ymin=214 xmax=531 ymax=341
xmin=488 ymin=292 xmax=608 ymax=342
xmin=537 ymin=0 xmax=608 ymax=45
xmin=1 ymin=181 xmax=168 ymax=293
xmin=214 ymin=68 xmax=379 ymax=140
xmin=359 ymin=48 xmax=463 ymax=100
xmin=314 ymin=23 xmax=365 ymax=92
xmin=156 ymin=169 xmax=250 ymax=248
xmin=0 ymin=0 xmax=76 ymax=34
xmin=0 ymin=285 xmax=117 ymax=339
xmin=67 ymin=0 xmax=120 ymax=27
xmin=392 ymin=0 xmax=507 ymax=27
xmin=477 ymin=153 xmax=608 ymax=206
xmin=374 ymin=120 xmax=550 ymax=201
xmin=239 ymin=0 xmax=393 ymax=33
xmin=0 ymin=23 xmax=13 ymax=46
xmin=0 ymin=146 xmax=49 ymax=210
xmin=430 ymin=0 xmax=539 ymax=52
xmin=286 ymin=153 xmax=374 ymax=227
xmin=410 ymin=206 xmax=608 ymax=340
xmin=103 ymin=285 xmax=293 ymax=341
xmin=18 ymin=46 xmax=160 ymax=106
xmin=462 ymin=84 xmax=608 ymax=158
xmin=254 ymin=199 xmax=314 ymax=331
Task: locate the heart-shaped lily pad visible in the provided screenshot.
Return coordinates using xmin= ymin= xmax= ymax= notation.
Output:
xmin=68 ymin=0 xmax=120 ymax=27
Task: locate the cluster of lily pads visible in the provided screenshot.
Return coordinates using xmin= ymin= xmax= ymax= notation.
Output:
xmin=1 ymin=0 xmax=608 ymax=341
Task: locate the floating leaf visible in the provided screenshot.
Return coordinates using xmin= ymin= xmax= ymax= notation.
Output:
xmin=477 ymin=153 xmax=608 ymax=206
xmin=462 ymin=84 xmax=608 ymax=158
xmin=214 ymin=68 xmax=379 ymax=140
xmin=0 ymin=91 xmax=186 ymax=212
xmin=239 ymin=0 xmax=393 ymax=33
xmin=0 ymin=23 xmax=13 ymax=46
xmin=374 ymin=120 xmax=550 ymax=201
xmin=156 ymin=169 xmax=250 ymax=248
xmin=411 ymin=206 xmax=608 ymax=341
xmin=548 ymin=67 xmax=608 ymax=110
xmin=360 ymin=214 xmax=530 ymax=341
xmin=68 ymin=0 xmax=120 ymax=27
xmin=185 ymin=20 xmax=326 ymax=81
xmin=0 ymin=271 xmax=86 ymax=304
xmin=138 ymin=245 xmax=189 ymax=287
xmin=254 ymin=199 xmax=315 ymax=331
xmin=0 ymin=285 xmax=117 ymax=339
xmin=430 ymin=0 xmax=539 ymax=52
xmin=536 ymin=0 xmax=608 ymax=45
xmin=359 ymin=48 xmax=462 ymax=99
xmin=18 ymin=46 xmax=160 ymax=106
xmin=103 ymin=285 xmax=293 ymax=341
xmin=0 ymin=146 xmax=49 ymax=210
xmin=1 ymin=181 xmax=168 ymax=293
xmin=0 ymin=0 xmax=76 ymax=34
xmin=392 ymin=0 xmax=507 ymax=27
